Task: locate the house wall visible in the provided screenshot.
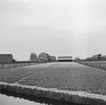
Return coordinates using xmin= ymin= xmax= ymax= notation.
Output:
xmin=0 ymin=54 xmax=13 ymax=63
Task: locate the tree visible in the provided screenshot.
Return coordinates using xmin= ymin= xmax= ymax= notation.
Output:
xmin=74 ymin=57 xmax=80 ymax=61
xmin=51 ymin=56 xmax=56 ymax=62
xmin=46 ymin=53 xmax=52 ymax=62
xmin=30 ymin=53 xmax=37 ymax=61
xmin=97 ymin=54 xmax=102 ymax=60
xmin=13 ymin=59 xmax=16 ymax=63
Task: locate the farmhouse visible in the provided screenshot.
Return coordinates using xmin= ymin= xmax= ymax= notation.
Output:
xmin=38 ymin=52 xmax=56 ymax=62
xmin=0 ymin=54 xmax=13 ymax=63
xmin=38 ymin=52 xmax=48 ymax=62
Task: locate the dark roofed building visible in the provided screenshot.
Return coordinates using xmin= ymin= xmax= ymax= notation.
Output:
xmin=0 ymin=54 xmax=13 ymax=63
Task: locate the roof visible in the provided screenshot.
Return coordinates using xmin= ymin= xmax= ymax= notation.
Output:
xmin=58 ymin=56 xmax=72 ymax=58
xmin=0 ymin=54 xmax=13 ymax=57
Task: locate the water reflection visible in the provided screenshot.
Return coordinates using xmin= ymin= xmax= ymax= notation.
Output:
xmin=0 ymin=94 xmax=46 ymax=105
xmin=0 ymin=85 xmax=81 ymax=105
xmin=0 ymin=92 xmax=80 ymax=105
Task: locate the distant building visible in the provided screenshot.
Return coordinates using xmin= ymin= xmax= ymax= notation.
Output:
xmin=0 ymin=54 xmax=13 ymax=63
xmin=51 ymin=56 xmax=56 ymax=62
xmin=38 ymin=52 xmax=57 ymax=62
xmin=57 ymin=56 xmax=72 ymax=62
xmin=38 ymin=52 xmax=48 ymax=62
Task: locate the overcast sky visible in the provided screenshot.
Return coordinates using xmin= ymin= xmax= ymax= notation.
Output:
xmin=0 ymin=0 xmax=106 ymax=60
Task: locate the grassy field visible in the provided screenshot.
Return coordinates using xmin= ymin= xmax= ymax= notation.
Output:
xmin=77 ymin=61 xmax=106 ymax=71
xmin=0 ymin=62 xmax=106 ymax=95
xmin=0 ymin=63 xmax=57 ymax=83
xmin=0 ymin=62 xmax=106 ymax=104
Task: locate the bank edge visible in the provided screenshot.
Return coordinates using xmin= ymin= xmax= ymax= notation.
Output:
xmin=0 ymin=82 xmax=105 ymax=105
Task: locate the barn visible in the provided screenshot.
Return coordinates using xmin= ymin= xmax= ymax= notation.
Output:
xmin=57 ymin=56 xmax=73 ymax=62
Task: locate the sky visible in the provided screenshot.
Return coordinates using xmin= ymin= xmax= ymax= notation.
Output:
xmin=0 ymin=0 xmax=106 ymax=60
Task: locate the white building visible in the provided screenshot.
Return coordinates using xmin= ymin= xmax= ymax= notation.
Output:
xmin=57 ymin=56 xmax=72 ymax=62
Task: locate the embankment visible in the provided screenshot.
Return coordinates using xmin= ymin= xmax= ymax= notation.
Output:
xmin=0 ymin=82 xmax=106 ymax=105
xmin=0 ymin=61 xmax=56 ymax=69
xmin=0 ymin=62 xmax=36 ymax=69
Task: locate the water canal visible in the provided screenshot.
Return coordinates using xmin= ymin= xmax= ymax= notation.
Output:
xmin=0 ymin=94 xmax=46 ymax=105
xmin=0 ymin=92 xmax=83 ymax=105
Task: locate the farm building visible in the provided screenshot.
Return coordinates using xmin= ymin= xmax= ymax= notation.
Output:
xmin=57 ymin=56 xmax=72 ymax=62
xmin=38 ymin=52 xmax=56 ymax=62
xmin=38 ymin=52 xmax=48 ymax=62
xmin=0 ymin=54 xmax=13 ymax=63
